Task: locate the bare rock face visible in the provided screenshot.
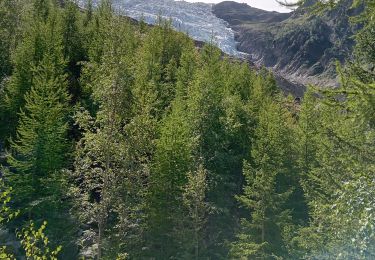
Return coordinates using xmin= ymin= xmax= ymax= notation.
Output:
xmin=213 ymin=0 xmax=361 ymax=87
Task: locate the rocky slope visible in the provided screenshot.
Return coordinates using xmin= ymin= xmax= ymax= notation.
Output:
xmin=213 ymin=0 xmax=361 ymax=87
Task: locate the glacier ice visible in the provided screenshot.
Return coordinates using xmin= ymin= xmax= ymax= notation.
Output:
xmin=80 ymin=0 xmax=240 ymax=56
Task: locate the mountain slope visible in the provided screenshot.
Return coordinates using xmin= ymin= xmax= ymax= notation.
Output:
xmin=88 ymin=0 xmax=239 ymax=55
xmin=213 ymin=0 xmax=361 ymax=87
xmin=84 ymin=0 xmax=305 ymax=96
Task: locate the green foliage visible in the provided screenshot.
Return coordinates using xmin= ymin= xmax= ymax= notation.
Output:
xmin=0 ymin=0 xmax=21 ymax=80
xmin=0 ymin=179 xmax=61 ymax=259
xmin=70 ymin=13 xmax=148 ymax=259
xmin=61 ymin=0 xmax=86 ymax=103
xmin=0 ymin=180 xmax=17 ymax=259
xmin=17 ymin=221 xmax=62 ymax=260
xmin=147 ymin=92 xmax=197 ymax=258
xmin=181 ymin=164 xmax=210 ymax=260
xmin=6 ymin=51 xmax=70 ymax=209
xmin=0 ymin=182 xmax=19 ymax=225
xmin=0 ymin=0 xmax=374 ymax=259
xmin=287 ymin=2 xmax=375 ymax=257
xmin=230 ymin=97 xmax=297 ymax=259
xmin=1 ymin=0 xmax=65 ymax=142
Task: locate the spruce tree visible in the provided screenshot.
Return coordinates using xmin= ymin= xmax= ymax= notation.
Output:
xmin=181 ymin=164 xmax=210 ymax=260
xmin=4 ymin=49 xmax=73 ymax=259
xmin=147 ymin=95 xmax=196 ymax=258
xmin=0 ymin=0 xmax=21 ymax=80
xmin=6 ymin=50 xmax=70 ymax=216
xmin=231 ymin=98 xmax=296 ymax=259
xmin=1 ymin=0 xmax=63 ymax=142
xmin=61 ymin=0 xmax=86 ymax=102
xmin=291 ymin=2 xmax=375 ymax=256
xmin=70 ymin=13 xmax=143 ymax=259
xmin=145 ymin=42 xmax=199 ymax=258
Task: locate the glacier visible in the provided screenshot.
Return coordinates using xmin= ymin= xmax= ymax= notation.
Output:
xmin=80 ymin=0 xmax=240 ymax=56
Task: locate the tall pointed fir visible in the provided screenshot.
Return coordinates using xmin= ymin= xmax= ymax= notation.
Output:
xmin=0 ymin=0 xmax=22 ymax=144
xmin=292 ymin=1 xmax=375 ymax=257
xmin=230 ymin=97 xmax=297 ymax=259
xmin=181 ymin=164 xmax=210 ymax=260
xmin=70 ymin=9 xmax=143 ymax=259
xmin=0 ymin=0 xmax=21 ymax=80
xmin=189 ymin=44 xmax=254 ymax=257
xmin=61 ymin=0 xmax=86 ymax=102
xmin=147 ymin=92 xmax=197 ymax=258
xmin=6 ymin=39 xmax=70 ymax=219
xmin=1 ymin=0 xmax=62 ymax=143
xmin=145 ymin=41 xmax=200 ymax=258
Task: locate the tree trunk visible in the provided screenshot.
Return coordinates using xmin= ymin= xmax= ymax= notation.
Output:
xmin=98 ymin=218 xmax=103 ymax=260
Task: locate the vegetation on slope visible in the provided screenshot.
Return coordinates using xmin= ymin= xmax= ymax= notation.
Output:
xmin=0 ymin=0 xmax=374 ymax=259
xmin=213 ymin=0 xmax=362 ymax=87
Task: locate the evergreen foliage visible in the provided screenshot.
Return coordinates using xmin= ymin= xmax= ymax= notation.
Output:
xmin=6 ymin=48 xmax=70 ymax=213
xmin=0 ymin=0 xmax=374 ymax=259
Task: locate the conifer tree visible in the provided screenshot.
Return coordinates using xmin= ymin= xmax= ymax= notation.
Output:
xmin=83 ymin=0 xmax=93 ymax=27
xmin=61 ymin=0 xmax=86 ymax=101
xmin=147 ymin=95 xmax=196 ymax=258
xmin=70 ymin=12 xmax=142 ymax=259
xmin=297 ymin=88 xmax=320 ymax=180
xmin=145 ymin=42 xmax=199 ymax=258
xmin=1 ymin=0 xmax=64 ymax=142
xmin=291 ymin=2 xmax=375 ymax=256
xmin=0 ymin=0 xmax=21 ymax=80
xmin=86 ymin=0 xmax=113 ymax=64
xmin=231 ymin=98 xmax=296 ymax=259
xmin=127 ymin=24 xmax=193 ymax=259
xmin=181 ymin=164 xmax=210 ymax=260
xmin=6 ymin=51 xmax=70 ymax=216
xmin=2 ymin=0 xmax=374 ymax=258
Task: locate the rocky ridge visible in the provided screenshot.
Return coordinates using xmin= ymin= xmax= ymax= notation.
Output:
xmin=213 ymin=0 xmax=361 ymax=87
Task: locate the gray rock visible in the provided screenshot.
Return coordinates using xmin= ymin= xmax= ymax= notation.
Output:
xmin=213 ymin=0 xmax=362 ymax=88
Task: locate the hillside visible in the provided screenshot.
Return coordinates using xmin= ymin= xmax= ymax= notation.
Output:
xmin=213 ymin=0 xmax=361 ymax=87
xmin=0 ymin=1 xmax=374 ymax=259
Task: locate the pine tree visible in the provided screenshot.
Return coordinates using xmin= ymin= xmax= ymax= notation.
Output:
xmin=6 ymin=51 xmax=70 ymax=216
xmin=145 ymin=42 xmax=199 ymax=258
xmin=70 ymin=13 xmax=143 ymax=259
xmin=61 ymin=0 xmax=86 ymax=102
xmin=181 ymin=164 xmax=210 ymax=260
xmin=83 ymin=0 xmax=93 ymax=27
xmin=1 ymin=0 xmax=64 ymax=142
xmin=86 ymin=0 xmax=113 ymax=64
xmin=0 ymin=0 xmax=21 ymax=80
xmin=194 ymin=46 xmax=262 ymax=257
xmin=231 ymin=98 xmax=296 ymax=259
xmin=291 ymin=2 xmax=375 ymax=256
xmin=147 ymin=95 xmax=196 ymax=258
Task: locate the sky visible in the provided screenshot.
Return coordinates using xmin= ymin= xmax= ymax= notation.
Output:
xmin=182 ymin=0 xmax=293 ymax=13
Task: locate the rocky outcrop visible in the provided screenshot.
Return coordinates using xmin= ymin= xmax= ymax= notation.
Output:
xmin=213 ymin=0 xmax=361 ymax=87
xmin=212 ymin=1 xmax=291 ymax=25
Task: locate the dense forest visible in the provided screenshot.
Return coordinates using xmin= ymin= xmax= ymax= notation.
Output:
xmin=0 ymin=0 xmax=374 ymax=259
